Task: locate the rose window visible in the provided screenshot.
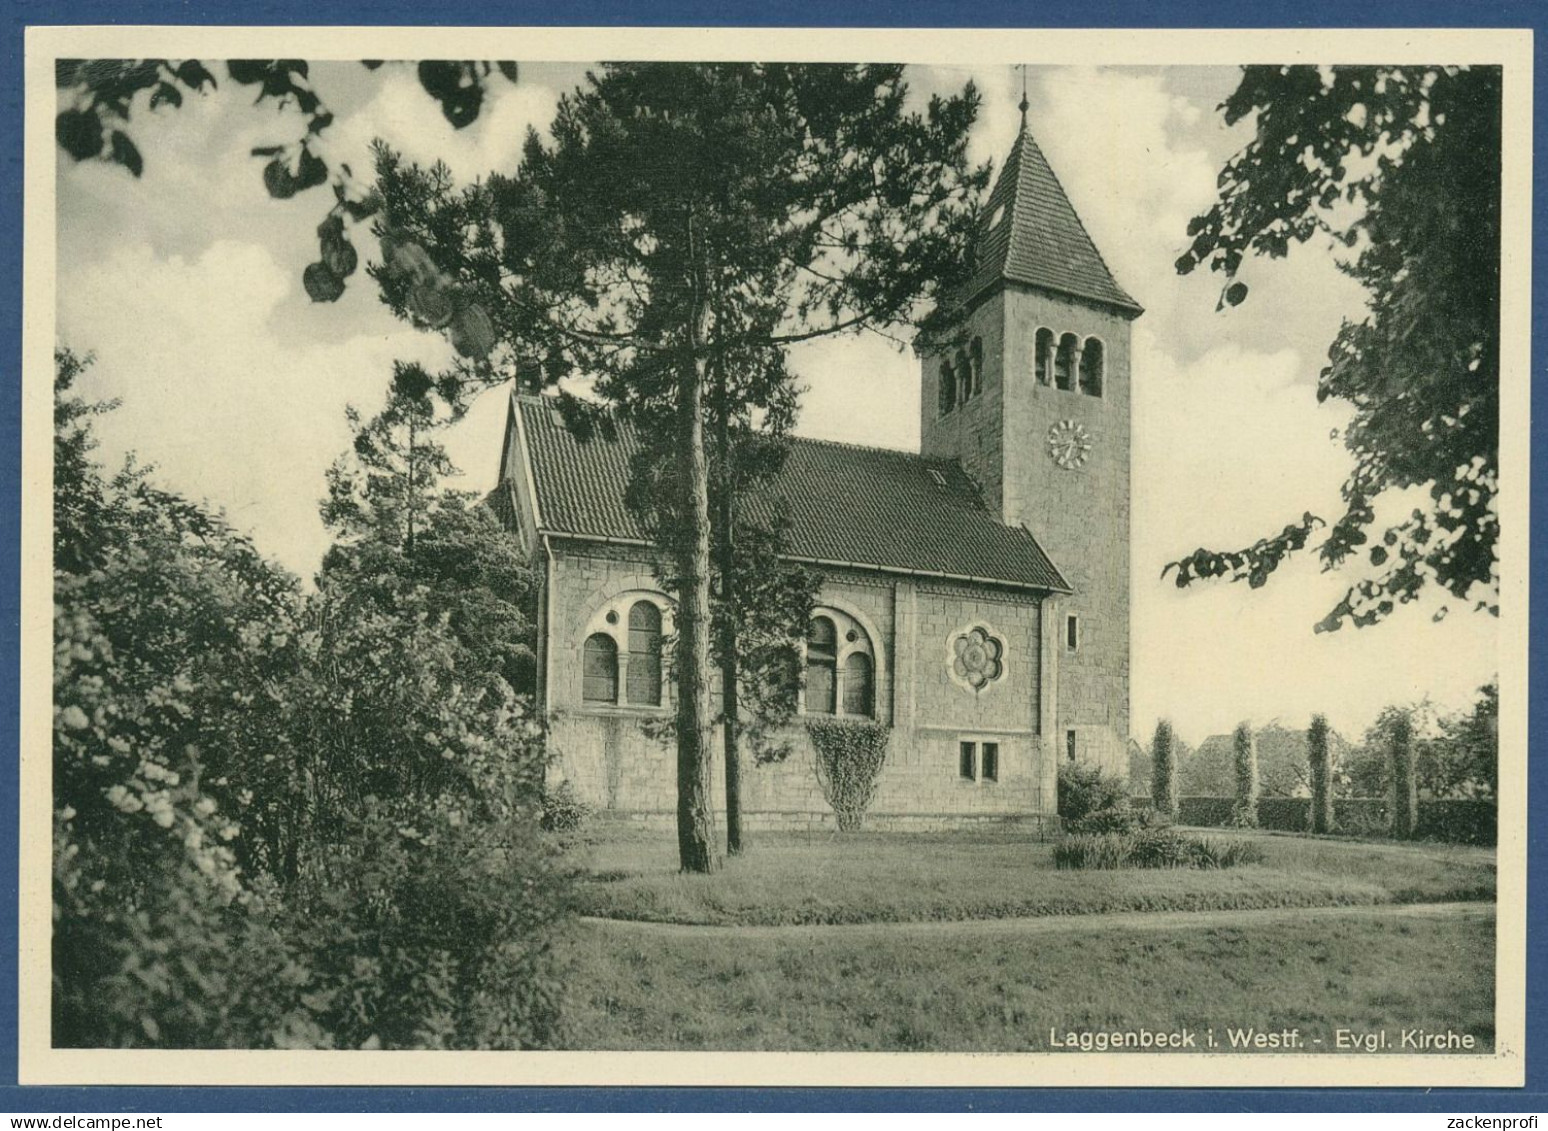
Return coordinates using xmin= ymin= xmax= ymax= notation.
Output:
xmin=952 ymin=626 xmax=1005 ymax=690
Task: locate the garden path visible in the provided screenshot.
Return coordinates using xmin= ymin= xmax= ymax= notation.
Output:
xmin=577 ymin=899 xmax=1493 ymax=939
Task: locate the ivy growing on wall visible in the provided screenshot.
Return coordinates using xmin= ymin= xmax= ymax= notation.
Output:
xmin=807 ymin=719 xmax=892 ymax=832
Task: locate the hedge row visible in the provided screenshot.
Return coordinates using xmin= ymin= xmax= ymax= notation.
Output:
xmin=1415 ymin=800 xmax=1498 ymax=846
xmin=1129 ymin=796 xmax=1495 ymax=845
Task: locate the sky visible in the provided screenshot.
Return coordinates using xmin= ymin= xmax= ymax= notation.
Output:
xmin=53 ymin=60 xmax=1500 ymax=745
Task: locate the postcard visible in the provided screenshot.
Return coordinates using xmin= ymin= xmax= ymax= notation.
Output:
xmin=22 ymin=23 xmax=1530 ymax=1089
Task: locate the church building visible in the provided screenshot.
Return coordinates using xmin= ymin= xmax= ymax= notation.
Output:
xmin=491 ymin=112 xmax=1141 ymax=829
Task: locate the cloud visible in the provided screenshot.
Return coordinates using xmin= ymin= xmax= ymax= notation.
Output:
xmin=1030 ymin=66 xmax=1372 ymax=373
xmin=788 ymin=332 xmax=921 ymax=451
xmin=1132 ymin=329 xmax=1351 ymax=554
xmin=325 ymin=68 xmax=559 ymax=185
xmin=1129 ymin=326 xmax=1497 ymax=742
xmin=1031 ymin=68 xmax=1220 ymax=301
xmin=57 ymin=238 xmax=454 ymax=580
xmin=52 ymin=65 xmax=567 ymax=579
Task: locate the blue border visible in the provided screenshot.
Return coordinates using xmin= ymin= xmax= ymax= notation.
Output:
xmin=4 ymin=0 xmax=1541 ymax=1113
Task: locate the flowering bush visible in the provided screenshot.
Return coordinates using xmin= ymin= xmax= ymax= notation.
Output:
xmin=278 ymin=798 xmax=565 ymax=1049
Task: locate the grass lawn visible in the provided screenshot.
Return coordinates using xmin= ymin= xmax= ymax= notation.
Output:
xmin=568 ymin=826 xmax=1496 ymax=926
xmin=558 ymin=905 xmax=1496 ymax=1051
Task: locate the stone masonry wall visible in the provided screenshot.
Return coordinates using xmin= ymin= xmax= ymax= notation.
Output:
xmin=543 ymin=544 xmax=1054 ymax=821
xmin=920 ymin=297 xmax=1006 ymax=512
xmin=920 ymin=283 xmax=1133 ymax=782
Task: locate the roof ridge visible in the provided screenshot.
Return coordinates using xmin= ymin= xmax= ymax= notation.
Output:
xmin=787 ymin=432 xmax=938 ymax=460
xmin=996 ymin=125 xmax=1031 ymax=273
xmin=520 ymin=392 xmax=943 ymax=463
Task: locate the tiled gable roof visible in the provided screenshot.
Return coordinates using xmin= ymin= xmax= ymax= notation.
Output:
xmin=963 ymin=120 xmax=1142 ymax=316
xmin=513 ymin=395 xmax=1069 ymax=593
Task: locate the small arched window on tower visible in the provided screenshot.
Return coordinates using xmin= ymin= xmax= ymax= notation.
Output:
xmin=969 ymin=337 xmax=984 ymax=398
xmin=1055 ymin=333 xmax=1078 ymax=391
xmin=582 ymin=633 xmax=618 ymax=704
xmin=1080 ymin=337 xmax=1105 ymax=397
xmin=804 ymin=615 xmax=838 ymax=715
xmin=1035 ymin=328 xmax=1055 ymax=386
xmin=938 ymin=360 xmax=956 ymax=418
xmin=625 ymin=601 xmax=663 ymax=706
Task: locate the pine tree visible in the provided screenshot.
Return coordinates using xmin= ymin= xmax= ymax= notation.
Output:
xmin=373 ymin=64 xmax=986 ymax=871
xmin=320 ymin=362 xmax=538 ymax=704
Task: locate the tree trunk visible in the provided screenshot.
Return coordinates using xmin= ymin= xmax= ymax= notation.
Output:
xmin=674 ymin=258 xmax=721 ymax=874
xmin=712 ymin=369 xmax=746 ymax=856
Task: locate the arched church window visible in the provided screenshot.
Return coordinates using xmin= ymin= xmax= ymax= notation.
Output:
xmin=842 ymin=652 xmax=874 ymax=717
xmin=969 ymin=337 xmax=984 ymax=398
xmin=954 ymin=349 xmax=970 ymax=402
xmin=582 ymin=633 xmax=618 ymax=704
xmin=1055 ymin=333 xmax=1078 ymax=391
xmin=1080 ymin=337 xmax=1105 ymax=397
xmin=1035 ymin=328 xmax=1055 ymax=386
xmin=625 ymin=601 xmax=663 ymax=706
xmin=804 ymin=615 xmax=838 ymax=715
xmin=938 ymin=360 xmax=956 ymax=418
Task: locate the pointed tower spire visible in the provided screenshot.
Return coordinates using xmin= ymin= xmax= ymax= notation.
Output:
xmin=1018 ymin=64 xmax=1029 ymax=127
xmin=961 ymin=102 xmax=1142 ymax=317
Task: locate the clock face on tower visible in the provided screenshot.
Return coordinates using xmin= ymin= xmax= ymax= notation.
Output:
xmin=1046 ymin=419 xmax=1093 ymax=470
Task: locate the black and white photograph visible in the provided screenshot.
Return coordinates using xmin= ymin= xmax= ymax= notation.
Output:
xmin=21 ymin=25 xmax=1529 ymax=1089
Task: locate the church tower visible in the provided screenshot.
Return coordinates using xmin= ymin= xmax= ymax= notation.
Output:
xmin=921 ymin=103 xmax=1142 ymax=777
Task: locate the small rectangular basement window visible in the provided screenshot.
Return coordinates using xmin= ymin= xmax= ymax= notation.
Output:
xmin=960 ymin=740 xmax=1000 ymax=783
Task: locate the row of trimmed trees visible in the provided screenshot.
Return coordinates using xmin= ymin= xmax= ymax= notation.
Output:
xmin=1148 ymin=713 xmax=1421 ymax=837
